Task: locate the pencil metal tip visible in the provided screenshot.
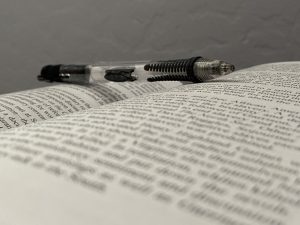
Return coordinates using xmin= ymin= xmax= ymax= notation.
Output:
xmin=220 ymin=62 xmax=235 ymax=75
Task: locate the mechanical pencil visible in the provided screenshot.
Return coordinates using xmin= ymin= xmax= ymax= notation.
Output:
xmin=38 ymin=56 xmax=235 ymax=84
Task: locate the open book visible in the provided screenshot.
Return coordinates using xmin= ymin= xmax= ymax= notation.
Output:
xmin=0 ymin=62 xmax=300 ymax=225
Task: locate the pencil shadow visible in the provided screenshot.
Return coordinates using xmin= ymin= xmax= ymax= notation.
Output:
xmin=205 ymin=79 xmax=244 ymax=83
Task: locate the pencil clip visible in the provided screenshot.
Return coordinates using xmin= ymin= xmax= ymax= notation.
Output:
xmin=104 ymin=68 xmax=137 ymax=82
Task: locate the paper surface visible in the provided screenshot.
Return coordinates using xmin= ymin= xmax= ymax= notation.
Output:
xmin=0 ymin=81 xmax=181 ymax=130
xmin=0 ymin=62 xmax=300 ymax=225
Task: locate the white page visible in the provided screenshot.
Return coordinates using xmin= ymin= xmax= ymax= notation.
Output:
xmin=0 ymin=81 xmax=182 ymax=130
xmin=0 ymin=62 xmax=300 ymax=225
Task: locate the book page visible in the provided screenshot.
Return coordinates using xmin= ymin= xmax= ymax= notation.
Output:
xmin=214 ymin=61 xmax=300 ymax=90
xmin=0 ymin=62 xmax=300 ymax=225
xmin=0 ymin=81 xmax=181 ymax=130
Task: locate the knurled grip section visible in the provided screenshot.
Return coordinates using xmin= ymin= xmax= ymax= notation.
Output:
xmin=144 ymin=56 xmax=202 ymax=82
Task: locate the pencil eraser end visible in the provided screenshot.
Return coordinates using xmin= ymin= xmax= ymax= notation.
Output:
xmin=38 ymin=65 xmax=61 ymax=82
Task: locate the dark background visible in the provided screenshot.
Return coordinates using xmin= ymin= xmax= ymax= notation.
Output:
xmin=1 ymin=0 xmax=300 ymax=93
